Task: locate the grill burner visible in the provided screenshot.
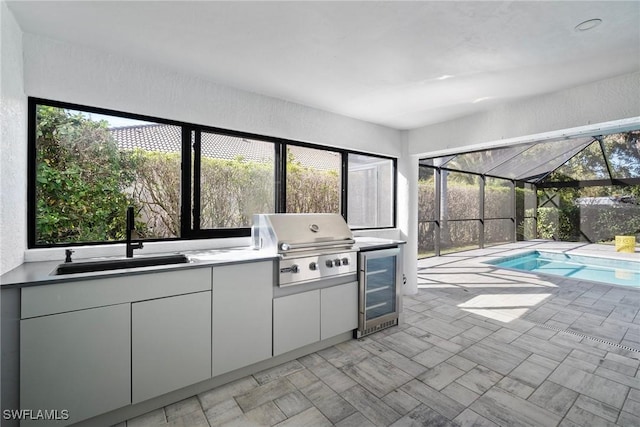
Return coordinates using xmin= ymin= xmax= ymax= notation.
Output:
xmin=252 ymin=214 xmax=358 ymax=287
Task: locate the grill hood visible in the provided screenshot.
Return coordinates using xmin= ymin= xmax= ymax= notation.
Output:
xmin=252 ymin=213 xmax=354 ymax=255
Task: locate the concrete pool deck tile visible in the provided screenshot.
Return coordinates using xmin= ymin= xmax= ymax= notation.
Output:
xmin=377 ymin=349 xmax=430 ymax=378
xmin=381 ymin=389 xmax=422 ymax=416
xmin=441 ymin=381 xmax=481 ymax=407
xmin=400 ymin=380 xmax=465 ymax=420
xmin=564 ymin=405 xmax=617 ymax=427
xmin=470 ymin=386 xmax=562 ymax=427
xmin=389 ymin=404 xmax=458 ymax=427
xmin=527 ymin=381 xmax=578 ymax=417
xmin=459 ymin=341 xmax=528 ymax=375
xmin=617 ymin=410 xmax=640 ymax=427
xmin=507 ymin=359 xmax=554 ymax=389
xmin=573 ymin=394 xmax=620 ymax=423
xmin=548 ymin=361 xmax=629 ymax=409
xmin=454 ymin=366 xmax=503 ymax=395
xmin=341 ymin=385 xmax=402 ymax=426
xmin=341 ymin=356 xmax=413 ymax=398
xmin=417 ymin=362 xmax=466 ymax=391
xmin=244 ymin=401 xmax=286 ymax=426
xmin=378 ymin=331 xmax=434 ymax=358
xmin=453 ymin=408 xmax=500 ymax=427
xmin=273 ymin=390 xmax=313 ymax=418
xmin=495 ymin=376 xmax=535 ymax=399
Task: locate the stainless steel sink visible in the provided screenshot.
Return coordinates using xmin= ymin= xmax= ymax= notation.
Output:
xmin=53 ymin=254 xmax=190 ymax=275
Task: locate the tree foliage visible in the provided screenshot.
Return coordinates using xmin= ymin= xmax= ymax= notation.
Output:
xmin=35 ymin=106 xmax=138 ymax=244
xmin=286 ymin=150 xmax=340 ymax=214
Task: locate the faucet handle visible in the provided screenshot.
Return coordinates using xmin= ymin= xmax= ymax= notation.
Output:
xmin=65 ymin=249 xmax=75 ymax=263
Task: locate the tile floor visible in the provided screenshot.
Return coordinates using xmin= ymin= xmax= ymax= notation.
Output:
xmin=120 ymin=242 xmax=640 ymax=427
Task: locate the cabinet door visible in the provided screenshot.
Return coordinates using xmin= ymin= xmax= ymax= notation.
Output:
xmin=132 ymin=292 xmax=211 ymax=403
xmin=21 ymin=304 xmax=131 ymax=426
xmin=321 ymin=282 xmax=358 ymax=340
xmin=273 ymin=290 xmax=320 ymax=356
xmin=213 ymin=261 xmax=273 ymax=376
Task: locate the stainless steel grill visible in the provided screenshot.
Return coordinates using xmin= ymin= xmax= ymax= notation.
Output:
xmin=252 ymin=213 xmax=358 ymax=287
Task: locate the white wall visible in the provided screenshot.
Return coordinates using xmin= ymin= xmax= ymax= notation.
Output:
xmin=23 ymin=34 xmax=401 ymax=157
xmin=0 ymin=2 xmax=27 ymax=275
xmin=408 ymin=71 xmax=640 ymax=155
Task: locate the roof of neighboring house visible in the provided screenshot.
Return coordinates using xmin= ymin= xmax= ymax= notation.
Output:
xmin=110 ymin=124 xmax=340 ymax=171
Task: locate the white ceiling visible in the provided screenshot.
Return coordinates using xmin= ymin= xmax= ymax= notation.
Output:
xmin=7 ymin=1 xmax=640 ymax=130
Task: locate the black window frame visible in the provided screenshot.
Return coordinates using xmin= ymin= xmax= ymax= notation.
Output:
xmin=27 ymin=97 xmax=397 ymax=248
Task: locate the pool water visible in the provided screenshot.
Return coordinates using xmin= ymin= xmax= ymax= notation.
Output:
xmin=488 ymin=251 xmax=640 ymax=288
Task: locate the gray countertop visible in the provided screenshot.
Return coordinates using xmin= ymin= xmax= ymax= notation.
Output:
xmin=354 ymin=237 xmax=406 ymax=250
xmin=0 ymin=237 xmax=406 ymax=289
xmin=0 ymin=247 xmax=279 ymax=288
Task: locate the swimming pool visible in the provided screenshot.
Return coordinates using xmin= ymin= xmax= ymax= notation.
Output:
xmin=487 ymin=251 xmax=640 ymax=288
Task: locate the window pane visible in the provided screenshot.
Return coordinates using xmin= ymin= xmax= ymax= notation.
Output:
xmin=440 ymin=220 xmax=480 ymax=254
xmin=113 ymin=123 xmax=182 ymax=238
xmin=34 ymin=105 xmax=179 ymax=245
xmin=522 ymin=218 xmax=538 ymax=240
xmin=524 ymin=183 xmax=537 ymax=215
xmin=286 ymin=145 xmax=340 ymax=213
xmin=418 ymin=166 xmax=437 ymax=221
xmin=348 ymin=153 xmax=393 ymax=228
xmin=198 ymin=132 xmax=275 ymax=228
xmin=418 ymin=221 xmax=437 ymax=258
xmin=485 ymin=177 xmax=513 ymax=219
xmin=446 ymin=144 xmax=529 ymax=175
xmin=515 ymin=183 xmax=537 ymax=241
xmin=602 ymin=131 xmax=640 ymax=179
xmin=444 ymin=172 xmax=480 ymax=219
xmin=485 ymin=219 xmax=513 ymax=246
xmin=553 ymin=141 xmax=609 ymax=181
xmin=538 ymin=185 xmax=640 ymax=243
xmin=489 ymin=137 xmax=592 ymax=181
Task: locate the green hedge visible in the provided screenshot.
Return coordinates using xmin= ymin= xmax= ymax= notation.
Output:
xmin=35 ymin=106 xmax=340 ymax=244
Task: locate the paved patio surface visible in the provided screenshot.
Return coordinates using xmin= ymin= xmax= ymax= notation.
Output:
xmin=122 ymin=242 xmax=640 ymax=427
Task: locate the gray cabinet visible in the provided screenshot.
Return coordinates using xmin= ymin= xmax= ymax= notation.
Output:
xmin=212 ymin=261 xmax=273 ymax=375
xmin=273 ymin=290 xmax=320 ymax=356
xmin=20 ymin=304 xmax=131 ymax=426
xmin=132 ymin=291 xmax=212 ymax=403
xmin=273 ymin=282 xmax=358 ymax=356
xmin=20 ymin=267 xmax=213 ymax=424
xmin=321 ymin=281 xmax=358 ymax=340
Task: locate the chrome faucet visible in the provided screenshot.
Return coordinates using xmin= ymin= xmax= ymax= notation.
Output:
xmin=126 ymin=206 xmax=143 ymax=258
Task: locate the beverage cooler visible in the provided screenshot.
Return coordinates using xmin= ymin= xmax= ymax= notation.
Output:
xmin=356 ymin=246 xmax=402 ymax=338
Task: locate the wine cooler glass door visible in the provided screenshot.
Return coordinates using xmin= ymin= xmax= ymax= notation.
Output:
xmin=361 ymin=247 xmax=400 ymax=325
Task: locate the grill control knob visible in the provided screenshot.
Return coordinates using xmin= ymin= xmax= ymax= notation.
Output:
xmin=309 ymin=262 xmax=319 ymax=271
xmin=325 ymin=259 xmax=334 ymax=268
xmin=341 ymin=258 xmax=350 ymax=265
xmin=334 ymin=258 xmax=342 ymax=266
xmin=291 ymin=264 xmax=299 ymax=273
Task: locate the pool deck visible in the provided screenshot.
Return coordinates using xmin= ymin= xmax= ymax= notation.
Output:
xmin=413 ymin=240 xmax=639 ymax=425
xmin=122 ymin=241 xmax=639 ymax=427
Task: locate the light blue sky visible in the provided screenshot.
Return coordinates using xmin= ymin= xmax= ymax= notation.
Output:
xmin=80 ymin=111 xmax=152 ymax=128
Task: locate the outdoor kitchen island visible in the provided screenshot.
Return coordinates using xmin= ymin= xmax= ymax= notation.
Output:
xmin=0 ymin=233 xmax=403 ymax=427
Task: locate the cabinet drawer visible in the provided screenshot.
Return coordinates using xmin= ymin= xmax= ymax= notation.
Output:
xmin=22 ymin=267 xmax=211 ymax=318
